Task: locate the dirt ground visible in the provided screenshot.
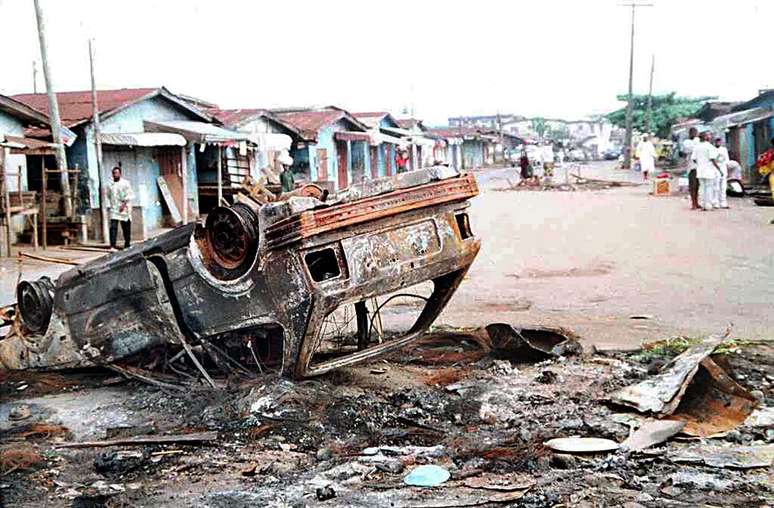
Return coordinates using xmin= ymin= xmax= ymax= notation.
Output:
xmin=0 ymin=331 xmax=771 ymax=507
xmin=442 ymin=161 xmax=774 ymax=351
xmin=1 ymin=162 xmax=773 ymax=507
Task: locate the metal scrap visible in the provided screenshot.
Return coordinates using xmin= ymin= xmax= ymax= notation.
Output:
xmin=485 ymin=323 xmax=582 ymax=361
xmin=609 ymin=336 xmax=725 ymax=415
xmin=668 ymin=444 xmax=774 ymax=469
xmin=665 ymin=357 xmax=757 ymax=437
xmin=620 ymin=420 xmax=685 ymax=451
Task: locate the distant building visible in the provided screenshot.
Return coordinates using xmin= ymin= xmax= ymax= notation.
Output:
xmin=205 ymin=108 xmax=302 ymax=186
xmin=352 ymin=112 xmax=409 ymax=177
xmin=448 ymin=114 xmax=527 ymax=131
xmin=273 ymin=107 xmax=370 ymax=191
xmin=428 ymin=127 xmax=498 ymax=169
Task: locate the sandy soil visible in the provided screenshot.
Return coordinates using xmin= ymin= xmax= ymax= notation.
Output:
xmin=439 ymin=162 xmax=774 ymax=351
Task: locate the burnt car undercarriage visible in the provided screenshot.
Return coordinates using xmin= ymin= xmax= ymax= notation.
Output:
xmin=0 ymin=167 xmax=480 ymax=379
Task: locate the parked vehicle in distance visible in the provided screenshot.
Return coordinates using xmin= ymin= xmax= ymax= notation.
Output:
xmin=603 ymin=147 xmax=622 ymax=160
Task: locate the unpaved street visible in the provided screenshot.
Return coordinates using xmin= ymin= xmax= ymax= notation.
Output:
xmin=441 ymin=161 xmax=774 ymax=351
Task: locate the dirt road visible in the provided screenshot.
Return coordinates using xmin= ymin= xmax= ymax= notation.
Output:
xmin=440 ymin=162 xmax=774 ymax=351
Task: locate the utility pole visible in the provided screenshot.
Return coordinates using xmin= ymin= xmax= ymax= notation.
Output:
xmin=32 ymin=61 xmax=38 ymax=93
xmin=33 ymin=0 xmax=72 ymax=217
xmin=619 ymin=2 xmax=653 ymax=169
xmin=644 ymin=54 xmax=655 ymax=134
xmin=89 ymin=39 xmax=109 ymax=243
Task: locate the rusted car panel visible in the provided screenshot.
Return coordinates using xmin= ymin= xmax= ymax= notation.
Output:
xmin=0 ymin=168 xmax=480 ymax=378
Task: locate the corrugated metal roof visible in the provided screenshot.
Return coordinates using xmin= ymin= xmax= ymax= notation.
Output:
xmin=12 ymin=88 xmax=157 ymax=127
xmin=99 ymin=132 xmax=187 ymax=147
xmin=3 ymin=135 xmax=57 ymax=153
xmin=207 ymin=107 xmax=267 ymax=127
xmin=712 ymin=107 xmax=774 ymax=129
xmin=11 ymin=87 xmax=212 ymax=129
xmin=144 ymin=120 xmax=250 ymax=144
xmin=0 ymin=94 xmax=49 ymax=126
xmin=276 ymin=110 xmax=346 ymax=140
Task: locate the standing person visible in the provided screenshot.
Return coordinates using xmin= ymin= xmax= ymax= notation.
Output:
xmin=280 ymin=163 xmax=295 ymax=193
xmin=519 ymin=149 xmax=531 ymax=181
xmin=636 ymin=134 xmax=657 ymax=181
xmin=107 ymin=166 xmax=134 ymax=250
xmin=692 ymin=132 xmax=720 ymax=211
xmin=395 ymin=148 xmax=409 ymax=174
xmin=542 ymin=142 xmax=555 ymax=177
xmin=714 ymin=138 xmax=730 ymax=209
xmin=683 ymin=127 xmax=700 ymax=209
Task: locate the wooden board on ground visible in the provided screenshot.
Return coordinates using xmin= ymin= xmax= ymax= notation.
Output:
xmin=157 ymin=176 xmax=182 ymax=224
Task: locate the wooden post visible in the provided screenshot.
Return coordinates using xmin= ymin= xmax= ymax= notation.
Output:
xmin=89 ymin=39 xmax=109 ymax=243
xmin=33 ymin=0 xmax=72 ymax=217
xmin=1 ymin=148 xmax=11 ymax=256
xmin=217 ymin=144 xmax=223 ymax=206
xmin=72 ymin=164 xmax=80 ymax=221
xmin=181 ymin=145 xmax=188 ymax=224
xmin=41 ymin=159 xmax=47 ymax=250
xmin=32 ymin=212 xmax=38 ymax=251
xmin=17 ymin=166 xmax=22 ymax=205
xmin=645 ymin=54 xmax=655 ymax=134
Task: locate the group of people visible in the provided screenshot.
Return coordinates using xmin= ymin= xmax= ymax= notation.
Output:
xmin=682 ymin=127 xmax=731 ymax=211
xmin=518 ymin=143 xmax=557 ymax=185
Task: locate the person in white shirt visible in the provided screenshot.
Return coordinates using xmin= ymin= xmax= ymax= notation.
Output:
xmin=682 ymin=127 xmax=700 ymax=209
xmin=691 ymin=132 xmax=720 ymax=211
xmin=107 ymin=166 xmax=135 ymax=249
xmin=541 ymin=143 xmax=555 ymax=177
xmin=636 ymin=134 xmax=657 ymax=181
xmin=714 ymin=138 xmax=730 ymax=209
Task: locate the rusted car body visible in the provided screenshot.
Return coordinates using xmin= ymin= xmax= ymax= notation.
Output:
xmin=1 ymin=167 xmax=480 ymax=378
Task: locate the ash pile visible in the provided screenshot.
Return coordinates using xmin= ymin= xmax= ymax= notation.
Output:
xmin=0 ymin=325 xmax=772 ymax=507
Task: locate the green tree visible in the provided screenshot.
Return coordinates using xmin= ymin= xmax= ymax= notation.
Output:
xmin=606 ymin=93 xmax=716 ymax=138
xmin=530 ymin=117 xmax=547 ymax=139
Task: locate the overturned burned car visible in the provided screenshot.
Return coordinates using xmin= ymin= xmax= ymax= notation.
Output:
xmin=1 ymin=167 xmax=480 ymax=378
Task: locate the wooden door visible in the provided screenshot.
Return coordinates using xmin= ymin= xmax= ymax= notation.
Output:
xmin=156 ymin=147 xmax=184 ymax=217
xmin=370 ymin=146 xmax=379 ymax=178
xmin=336 ymin=140 xmax=348 ymax=190
xmin=316 ymin=148 xmax=328 ymax=181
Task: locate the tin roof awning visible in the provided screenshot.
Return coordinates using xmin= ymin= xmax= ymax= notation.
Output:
xmin=382 ymin=126 xmax=413 ymax=137
xmin=712 ymin=107 xmax=774 ymax=129
xmin=99 ymin=132 xmax=187 ymax=147
xmin=410 ymin=135 xmax=437 ymax=147
xmin=144 ymin=120 xmax=251 ymax=144
xmin=372 ymin=132 xmax=410 ymax=147
xmin=3 ymin=135 xmax=58 ymax=155
xmin=334 ymin=131 xmax=371 ymax=143
xmin=247 ymin=132 xmax=293 ymax=151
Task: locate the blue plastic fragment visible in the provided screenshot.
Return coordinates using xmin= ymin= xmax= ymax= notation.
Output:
xmin=403 ymin=464 xmax=451 ymax=487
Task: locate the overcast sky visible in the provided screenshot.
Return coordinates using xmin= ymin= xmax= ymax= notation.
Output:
xmin=0 ymin=0 xmax=771 ymax=124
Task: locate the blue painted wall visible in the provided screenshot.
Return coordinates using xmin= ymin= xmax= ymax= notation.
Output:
xmin=462 ymin=140 xmax=484 ymax=169
xmin=0 ymin=111 xmax=28 ymax=193
xmin=74 ymin=96 xmax=203 ymax=236
xmin=304 ymin=118 xmax=360 ymax=189
xmin=0 ymin=111 xmax=29 ymax=239
xmin=745 ymin=124 xmax=755 ymax=169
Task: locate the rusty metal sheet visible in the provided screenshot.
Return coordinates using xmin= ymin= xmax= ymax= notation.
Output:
xmin=265 ymin=174 xmax=479 ymax=249
xmin=665 ymin=357 xmax=758 ymax=437
xmin=609 ymin=336 xmax=725 ymax=415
